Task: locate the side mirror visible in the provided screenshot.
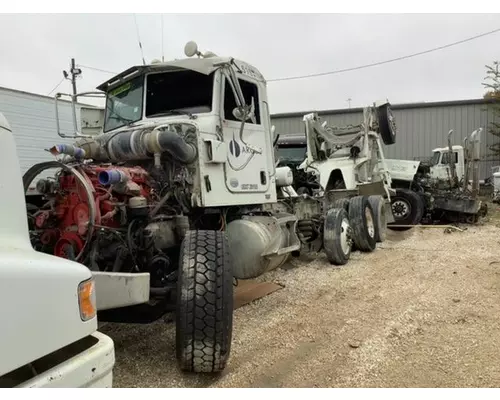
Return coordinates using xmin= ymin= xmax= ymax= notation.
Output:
xmin=232 ymin=107 xmax=245 ymax=121
xmin=80 ymin=106 xmax=104 ymax=136
xmin=55 ymin=91 xmax=105 ymax=138
xmin=232 ymin=106 xmax=256 ymax=122
xmin=232 ymin=97 xmax=256 ymax=123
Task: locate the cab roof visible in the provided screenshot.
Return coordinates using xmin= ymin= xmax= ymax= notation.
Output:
xmin=432 ymin=145 xmax=463 ymax=152
xmin=96 ymin=56 xmax=265 ymax=92
xmin=277 ymin=134 xmax=306 ymax=145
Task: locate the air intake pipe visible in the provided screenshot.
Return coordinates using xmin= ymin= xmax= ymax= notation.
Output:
xmin=146 ymin=128 xmax=198 ymax=164
xmin=49 ymin=144 xmax=86 ymax=159
xmin=98 ymin=169 xmax=128 ymax=186
xmin=75 ymin=123 xmax=198 ymax=164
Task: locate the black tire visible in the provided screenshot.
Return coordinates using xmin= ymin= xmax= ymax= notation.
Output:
xmin=323 ymin=208 xmax=352 ymax=265
xmin=176 ymin=230 xmax=233 ymax=373
xmin=388 ymin=188 xmax=424 ymax=231
xmin=377 ymin=103 xmax=396 ymax=145
xmin=348 ymin=196 xmax=377 ymax=252
xmin=368 ymin=195 xmax=387 ymax=243
xmin=332 ymin=198 xmax=350 ymax=213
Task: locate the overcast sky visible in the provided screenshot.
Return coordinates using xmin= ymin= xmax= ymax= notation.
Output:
xmin=0 ymin=13 xmax=499 ymax=114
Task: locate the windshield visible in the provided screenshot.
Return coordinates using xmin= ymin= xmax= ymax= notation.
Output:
xmin=430 ymin=151 xmax=441 ymax=166
xmin=277 ymin=145 xmax=307 ymax=162
xmin=103 ymin=76 xmax=144 ymax=132
xmin=145 ymin=70 xmax=214 ymax=118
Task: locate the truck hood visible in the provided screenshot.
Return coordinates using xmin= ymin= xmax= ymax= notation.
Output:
xmin=384 ymin=159 xmax=421 ymax=182
xmin=0 ymin=247 xmax=96 ymax=377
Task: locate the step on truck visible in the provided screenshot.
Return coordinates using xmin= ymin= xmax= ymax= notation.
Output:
xmin=0 ymin=112 xmax=115 ymax=388
xmin=22 ymin=41 xmax=387 ymax=374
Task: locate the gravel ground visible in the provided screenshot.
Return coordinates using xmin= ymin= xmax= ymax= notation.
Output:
xmin=101 ymin=210 xmax=500 ymax=388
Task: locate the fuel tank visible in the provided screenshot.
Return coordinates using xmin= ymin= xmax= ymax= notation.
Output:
xmin=226 ymin=213 xmax=300 ymax=279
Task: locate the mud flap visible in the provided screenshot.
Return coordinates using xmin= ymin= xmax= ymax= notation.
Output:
xmin=233 ymin=279 xmax=283 ymax=309
xmin=385 ymin=200 xmax=395 ymax=223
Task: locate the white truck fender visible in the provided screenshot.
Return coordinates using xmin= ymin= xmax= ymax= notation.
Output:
xmin=384 ymin=159 xmax=421 ymax=182
xmin=92 ymin=272 xmax=150 ymax=311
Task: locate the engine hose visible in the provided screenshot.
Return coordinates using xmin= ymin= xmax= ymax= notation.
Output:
xmin=127 ymin=219 xmax=140 ymax=252
xmin=146 ymin=128 xmax=198 ymax=164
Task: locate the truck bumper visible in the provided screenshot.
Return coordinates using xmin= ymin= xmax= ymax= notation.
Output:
xmin=18 ymin=332 xmax=115 ymax=388
xmin=92 ymin=271 xmax=150 ymax=311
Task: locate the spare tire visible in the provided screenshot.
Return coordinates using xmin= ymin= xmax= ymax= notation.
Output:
xmin=388 ymin=188 xmax=424 ymax=231
xmin=377 ymin=103 xmax=396 ymax=145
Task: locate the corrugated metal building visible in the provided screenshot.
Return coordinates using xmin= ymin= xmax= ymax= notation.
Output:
xmin=0 ymin=86 xmax=90 ymax=187
xmin=271 ymin=99 xmax=500 ymax=180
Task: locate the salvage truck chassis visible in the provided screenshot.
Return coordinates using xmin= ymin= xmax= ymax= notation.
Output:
xmin=276 ymin=110 xmax=488 ymax=229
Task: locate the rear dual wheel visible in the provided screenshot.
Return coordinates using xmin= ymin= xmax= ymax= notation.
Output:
xmin=324 ymin=208 xmax=352 ymax=265
xmin=368 ymin=195 xmax=387 ymax=243
xmin=348 ymin=196 xmax=377 ymax=252
xmin=324 ymin=195 xmax=385 ymax=265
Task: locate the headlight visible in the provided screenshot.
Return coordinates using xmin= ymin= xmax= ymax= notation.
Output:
xmin=78 ymin=278 xmax=96 ymax=321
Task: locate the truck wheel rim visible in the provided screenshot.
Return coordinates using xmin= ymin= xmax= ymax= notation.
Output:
xmin=392 ymin=199 xmax=411 ymax=219
xmin=340 ymin=218 xmax=351 ymax=254
xmin=365 ymin=207 xmax=375 ymax=238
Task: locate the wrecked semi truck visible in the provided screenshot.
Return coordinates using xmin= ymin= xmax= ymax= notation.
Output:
xmin=277 ymin=111 xmax=487 ymax=228
xmin=384 ymin=128 xmax=487 ymax=225
xmin=272 ymin=102 xmax=396 ymax=265
xmin=22 ymin=41 xmax=388 ymax=374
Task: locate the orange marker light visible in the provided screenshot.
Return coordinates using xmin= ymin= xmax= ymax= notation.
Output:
xmin=78 ymin=278 xmax=96 ymax=321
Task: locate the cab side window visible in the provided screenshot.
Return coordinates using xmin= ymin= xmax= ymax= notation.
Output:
xmin=441 ymin=152 xmax=458 ymax=164
xmin=223 ymin=78 xmax=261 ymax=125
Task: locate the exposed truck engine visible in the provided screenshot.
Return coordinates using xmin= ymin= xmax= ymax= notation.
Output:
xmin=24 ymin=124 xmax=197 ymax=287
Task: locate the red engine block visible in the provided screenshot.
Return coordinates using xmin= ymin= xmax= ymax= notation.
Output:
xmin=36 ymin=164 xmax=152 ymax=259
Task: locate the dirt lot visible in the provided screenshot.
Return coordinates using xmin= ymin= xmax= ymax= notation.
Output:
xmin=101 ymin=205 xmax=500 ymax=388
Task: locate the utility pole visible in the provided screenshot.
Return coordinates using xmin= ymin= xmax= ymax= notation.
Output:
xmin=63 ymin=58 xmax=82 ymax=97
xmin=62 ymin=58 xmax=83 ymax=135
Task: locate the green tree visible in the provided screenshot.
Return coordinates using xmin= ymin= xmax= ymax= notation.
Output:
xmin=482 ymin=61 xmax=500 ymax=156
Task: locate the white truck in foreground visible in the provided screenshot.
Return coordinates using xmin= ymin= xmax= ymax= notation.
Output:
xmin=0 ymin=112 xmax=115 ymax=388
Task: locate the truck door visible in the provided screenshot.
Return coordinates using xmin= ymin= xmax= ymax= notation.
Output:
xmin=431 ymin=150 xmax=459 ymax=180
xmin=222 ymin=76 xmax=269 ymax=193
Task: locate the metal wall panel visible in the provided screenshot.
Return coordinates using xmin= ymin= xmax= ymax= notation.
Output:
xmin=0 ymin=87 xmax=87 ymax=188
xmin=271 ymin=100 xmax=500 ymax=180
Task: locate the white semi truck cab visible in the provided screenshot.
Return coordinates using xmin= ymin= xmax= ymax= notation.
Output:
xmin=0 ymin=112 xmax=115 ymax=388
